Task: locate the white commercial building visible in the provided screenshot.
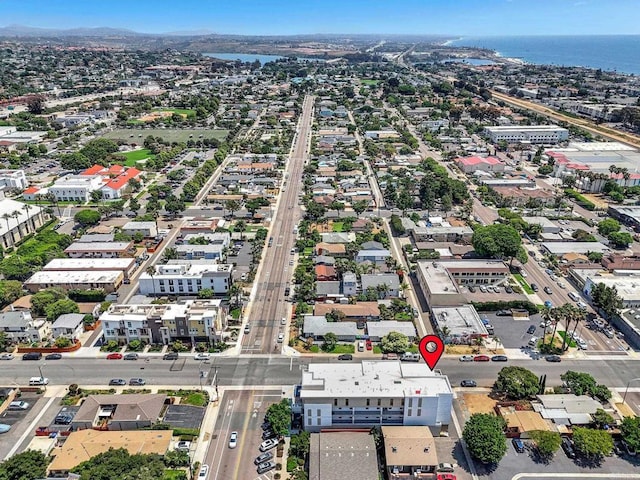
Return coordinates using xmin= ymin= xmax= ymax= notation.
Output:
xmin=0 ymin=198 xmax=47 ymax=250
xmin=296 ymin=361 xmax=453 ymax=433
xmin=484 ymin=125 xmax=569 ymax=144
xmin=24 ymin=270 xmax=123 ymax=293
xmin=42 ymin=257 xmax=137 ymax=278
xmin=573 ymin=269 xmax=640 ymax=308
xmin=48 ymin=175 xmax=104 ymax=202
xmin=122 ymin=221 xmax=158 ymax=238
xmin=0 ymin=170 xmax=28 ymax=190
xmin=138 ymin=263 xmax=232 ymax=296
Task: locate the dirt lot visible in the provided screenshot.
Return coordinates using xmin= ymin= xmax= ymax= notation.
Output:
xmin=460 ymin=393 xmax=497 ymax=415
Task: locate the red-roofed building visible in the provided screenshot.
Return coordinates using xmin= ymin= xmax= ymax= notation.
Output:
xmin=101 ymin=167 xmax=142 ymax=199
xmin=22 ymin=186 xmax=43 ymax=201
xmin=455 ymin=155 xmax=505 ymax=174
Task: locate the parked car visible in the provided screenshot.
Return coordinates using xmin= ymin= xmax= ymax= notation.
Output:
xmin=8 ymin=401 xmax=29 ymax=410
xmin=0 ymin=424 xmax=11 ymax=434
xmin=123 ymin=353 xmax=138 ymax=360
xmin=436 ymin=474 xmax=457 ymax=480
xmin=338 ymin=354 xmax=353 ymax=361
xmin=366 ymin=339 xmax=372 ymax=351
xmin=22 ymin=352 xmax=42 ymax=360
xmin=260 ymin=421 xmax=271 ymax=431
xmin=163 ymin=352 xmax=179 ymax=360
xmin=546 ymin=355 xmax=562 ymax=363
xmin=45 ymin=353 xmax=62 ymax=360
xmin=106 ymin=353 xmax=123 ymax=360
xmin=197 ymin=465 xmax=209 ymax=479
xmin=244 ymin=323 xmax=251 ymax=334
xmin=459 ymin=355 xmax=474 ymax=362
xmin=0 ymin=353 xmax=14 ymax=360
xmin=468 ymin=286 xmax=476 ymax=293
xmin=254 ymin=452 xmax=274 ymax=465
xmin=504 ymin=285 xmax=513 ymax=294
xmin=512 ymin=438 xmax=526 ymax=453
xmin=54 ymin=414 xmax=73 ymax=425
xmin=382 ymin=353 xmax=398 ymax=360
xmin=437 ymin=463 xmax=455 ymax=473
xmin=527 ymin=325 xmax=536 ymax=335
xmin=473 ymin=355 xmax=490 ymax=362
xmin=491 ymin=355 xmax=508 ymax=362
xmin=175 ymin=441 xmax=191 ymax=452
xmin=496 ymin=310 xmax=511 ymax=316
xmin=531 ymin=283 xmax=539 ymax=292
xmin=109 ymin=378 xmax=126 ymax=386
xmin=257 ymin=461 xmax=276 ymax=474
xmin=129 ymin=378 xmax=146 ymax=386
xmin=262 ymin=429 xmax=277 ymax=440
xmin=260 ymin=438 xmax=279 ymax=452
xmin=460 ymin=380 xmax=477 ymax=387
xmin=561 ymin=437 xmax=576 ymax=458
xmin=195 ymin=352 xmax=210 ymax=361
xmin=228 ymin=431 xmax=238 ymax=448
xmin=544 ymin=286 xmax=553 ymax=295
xmin=479 ymin=286 xmax=487 ymax=293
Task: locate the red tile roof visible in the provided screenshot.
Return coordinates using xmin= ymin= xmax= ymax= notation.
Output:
xmin=23 ymin=186 xmax=40 ymax=194
xmin=104 ymin=167 xmax=141 ymax=191
xmin=82 ymin=164 xmax=105 ymax=176
xmin=457 ymin=155 xmax=504 ymax=166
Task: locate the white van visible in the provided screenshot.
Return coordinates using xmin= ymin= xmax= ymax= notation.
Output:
xmin=29 ymin=377 xmax=49 ymax=386
xmin=528 ymin=337 xmax=538 ymax=347
xmin=568 ymin=292 xmax=579 ymax=302
xmin=357 ymin=341 xmax=365 ymax=352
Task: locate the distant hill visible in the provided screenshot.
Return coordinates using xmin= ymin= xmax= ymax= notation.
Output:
xmin=0 ymin=24 xmax=141 ymax=37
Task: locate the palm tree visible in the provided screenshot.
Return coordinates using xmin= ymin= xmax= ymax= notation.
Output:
xmin=22 ymin=203 xmax=35 ymax=231
xmin=145 ymin=266 xmax=157 ymax=296
xmin=493 ymin=336 xmax=501 ymax=352
xmin=11 ymin=210 xmax=21 ymax=239
xmin=1 ymin=213 xmax=12 ymax=247
xmin=235 ymin=220 xmax=247 ymax=241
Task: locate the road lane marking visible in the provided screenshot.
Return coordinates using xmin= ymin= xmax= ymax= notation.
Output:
xmin=5 ymin=395 xmax=57 ymax=460
xmin=231 ymin=391 xmax=255 ymax=480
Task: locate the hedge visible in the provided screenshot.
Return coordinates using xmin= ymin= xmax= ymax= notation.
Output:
xmin=564 ymin=189 xmax=596 ymax=211
xmin=68 ymin=289 xmax=107 ymax=302
xmin=472 ymin=300 xmax=539 ymax=315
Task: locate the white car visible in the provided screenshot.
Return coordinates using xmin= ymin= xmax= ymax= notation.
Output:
xmin=557 ymin=281 xmax=566 ymax=289
xmin=0 ymin=353 xmax=13 ymax=360
xmin=260 ymin=437 xmax=279 ymax=452
xmin=194 ymin=352 xmax=210 ymax=361
xmin=277 ymin=333 xmax=284 ymax=343
xmin=229 ymin=431 xmax=238 ymax=448
xmin=198 ymin=465 xmax=209 ymax=479
xmin=459 ymin=355 xmax=474 ymax=362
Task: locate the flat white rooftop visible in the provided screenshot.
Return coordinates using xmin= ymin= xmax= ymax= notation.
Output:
xmin=26 ymin=270 xmax=122 ymax=284
xmin=431 ymin=305 xmax=488 ymax=337
xmin=300 ymin=361 xmax=452 ymax=399
xmin=43 ymin=258 xmax=135 ymax=270
xmin=65 ymin=242 xmax=131 ymax=252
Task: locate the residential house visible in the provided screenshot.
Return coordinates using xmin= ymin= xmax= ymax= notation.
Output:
xmin=51 ymin=313 xmax=85 ymax=341
xmin=309 ymin=432 xmax=379 ymax=480
xmin=302 ymin=316 xmax=358 ymax=342
xmin=316 ymin=242 xmax=346 ymax=257
xmin=65 ymin=241 xmax=134 ymax=258
xmin=314 ymin=302 xmax=380 ymax=321
xmin=383 ymin=426 xmax=438 ymax=480
xmin=138 ymin=264 xmax=233 ymax=296
xmin=315 ymin=265 xmax=337 ymax=281
xmin=122 ymin=221 xmax=158 ymax=238
xmin=360 ymin=273 xmax=400 ymax=298
xmin=342 ymin=272 xmax=358 ymax=297
xmin=0 ymin=310 xmax=49 ymax=343
xmin=71 ymin=393 xmax=167 ymax=431
xmin=367 ymin=321 xmax=417 ymax=342
xmin=355 ymin=249 xmax=392 ymax=266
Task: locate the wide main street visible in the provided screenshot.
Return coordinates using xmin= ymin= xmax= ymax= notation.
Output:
xmin=5 ymin=356 xmax=640 ymax=390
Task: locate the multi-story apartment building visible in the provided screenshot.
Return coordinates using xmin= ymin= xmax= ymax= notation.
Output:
xmin=0 ymin=198 xmax=48 ymax=250
xmin=100 ymin=299 xmax=227 ymax=345
xmin=138 ymin=264 xmax=233 ymax=296
xmin=64 ymin=241 xmax=135 ymax=258
xmin=0 ymin=170 xmax=28 ymax=190
xmin=484 ymin=125 xmax=569 ymax=144
xmin=295 ymin=361 xmax=453 ymax=433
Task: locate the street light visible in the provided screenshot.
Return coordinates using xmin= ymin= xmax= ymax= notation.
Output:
xmin=38 ymin=363 xmax=46 ymax=391
xmin=622 ymin=377 xmax=640 ymax=404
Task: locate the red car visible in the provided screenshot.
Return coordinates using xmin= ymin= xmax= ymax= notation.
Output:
xmin=473 ymin=355 xmax=490 ymax=362
xmin=106 ymin=353 xmax=123 ymax=360
xmin=437 ymin=474 xmax=457 ymax=480
xmin=366 ymin=340 xmax=372 ymax=351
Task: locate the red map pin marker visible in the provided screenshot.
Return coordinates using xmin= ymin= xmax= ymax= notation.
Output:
xmin=418 ymin=335 xmax=445 ymax=371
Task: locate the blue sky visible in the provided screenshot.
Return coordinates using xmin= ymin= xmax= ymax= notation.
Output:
xmin=0 ymin=0 xmax=638 ymax=35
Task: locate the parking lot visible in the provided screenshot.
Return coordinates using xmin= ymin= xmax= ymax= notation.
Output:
xmin=480 ymin=312 xmax=543 ymax=349
xmin=475 ymin=434 xmax=640 ymax=479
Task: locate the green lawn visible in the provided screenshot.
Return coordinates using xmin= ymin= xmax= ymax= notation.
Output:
xmin=514 ymin=274 xmax=534 ymax=295
xmin=183 ymin=391 xmax=208 ymax=406
xmin=103 ymin=128 xmax=228 ymax=146
xmin=361 ymin=79 xmax=380 ymax=86
xmin=119 ymin=148 xmax=155 ymax=166
xmin=163 ymin=469 xmax=187 ymax=480
xmin=303 ymin=247 xmax=313 ymax=256
xmin=557 ymin=331 xmax=577 ymax=348
xmin=332 ymin=222 xmax=344 ymax=232
xmin=155 ymin=108 xmax=197 ymax=117
xmin=230 ymin=308 xmax=241 ymax=319
xmin=373 ymin=346 xmax=382 ymax=354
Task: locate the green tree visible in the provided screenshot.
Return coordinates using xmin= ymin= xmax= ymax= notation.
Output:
xmin=572 ymin=427 xmax=614 ymax=459
xmin=589 ymin=282 xmax=623 ymax=319
xmin=321 ymin=332 xmax=337 ymax=352
xmin=561 ymin=370 xmax=596 ymax=396
xmin=597 ymin=218 xmax=620 ymax=236
xmin=129 ymin=198 xmax=140 ymax=214
xmin=0 ymin=280 xmax=24 ymax=307
xmin=529 ymin=430 xmax=561 ymax=460
xmin=380 ymin=331 xmax=410 ymax=353
xmin=0 ymin=449 xmax=49 ymax=480
xmin=197 ymin=288 xmax=214 ymax=299
xmin=54 ymin=337 xmax=72 ymax=348
xmin=74 ymin=209 xmax=102 ymax=227
xmin=45 ymin=298 xmax=80 ymax=321
xmin=0 ymin=331 xmax=6 ymax=352
xmin=462 ymin=413 xmax=507 ymax=464
xmin=265 ymin=399 xmax=291 ymax=437
xmin=289 ymin=431 xmax=310 ymax=458
xmin=30 ymin=288 xmax=67 ymax=316
xmin=472 ymin=224 xmax=522 ymax=264
xmin=591 ymin=408 xmax=614 ymax=429
xmin=494 ymin=366 xmax=540 ymax=400
xmin=620 ymin=416 xmax=640 ymax=453
xmin=608 ymin=231 xmax=633 ymax=248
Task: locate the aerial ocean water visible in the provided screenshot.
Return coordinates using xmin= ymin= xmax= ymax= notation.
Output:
xmin=449 ymin=35 xmax=640 ymax=75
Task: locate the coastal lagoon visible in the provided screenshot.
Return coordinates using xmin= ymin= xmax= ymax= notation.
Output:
xmin=203 ymin=53 xmax=284 ymax=63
